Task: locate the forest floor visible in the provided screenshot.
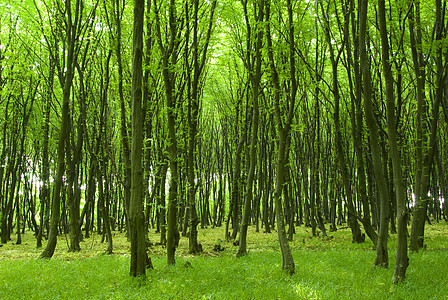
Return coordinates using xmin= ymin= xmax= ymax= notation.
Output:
xmin=1 ymin=222 xmax=448 ymax=299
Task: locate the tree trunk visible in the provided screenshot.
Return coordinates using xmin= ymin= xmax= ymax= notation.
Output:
xmin=154 ymin=0 xmax=182 ymax=266
xmin=158 ymin=160 xmax=168 ymax=245
xmin=237 ymin=0 xmax=264 ymax=257
xmin=265 ymin=0 xmax=296 ymax=274
xmin=319 ymin=1 xmax=364 ymax=244
xmin=0 ymin=97 xmax=11 ymax=244
xmin=98 ymin=50 xmax=113 ymax=254
xmin=98 ymin=162 xmax=113 ymax=254
xmin=115 ymin=0 xmax=132 ymax=240
xmin=184 ymin=0 xmax=216 ymax=254
xmin=40 ymin=1 xmax=78 ymax=258
xmin=345 ymin=0 xmax=378 ymax=247
xmin=409 ymin=0 xmax=443 ymax=252
xmin=129 ymin=0 xmax=151 ymax=277
xmin=37 ymin=60 xmax=53 ymax=248
xmin=359 ymin=0 xmax=389 ymax=268
xmin=67 ymin=55 xmax=89 ymax=252
xmin=376 ymin=0 xmax=409 ymax=282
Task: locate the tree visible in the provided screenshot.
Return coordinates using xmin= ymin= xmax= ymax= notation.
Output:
xmin=40 ymin=0 xmax=93 ymax=259
xmin=265 ymin=0 xmax=296 ymax=275
xmin=376 ymin=0 xmax=409 ymax=282
xmin=154 ymin=0 xmax=183 ymax=266
xmin=113 ymin=0 xmax=132 ymax=239
xmin=129 ymin=0 xmax=152 ymax=277
xmin=319 ymin=0 xmax=364 ymax=244
xmin=359 ymin=0 xmax=390 ymax=268
xmin=237 ymin=0 xmax=265 ymax=258
xmin=409 ymin=0 xmax=443 ymax=252
xmin=184 ymin=0 xmax=217 ymax=254
xmin=343 ymin=0 xmax=378 ymax=246
xmin=36 ymin=59 xmax=54 ymax=248
xmin=97 ymin=49 xmax=114 ymax=254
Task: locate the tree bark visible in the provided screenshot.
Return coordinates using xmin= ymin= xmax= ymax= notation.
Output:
xmin=40 ymin=0 xmax=79 ymax=259
xmin=319 ymin=0 xmax=364 ymax=244
xmin=129 ymin=0 xmax=151 ymax=277
xmin=37 ymin=60 xmax=54 ymax=248
xmin=344 ymin=0 xmax=378 ymax=247
xmin=115 ymin=0 xmax=132 ymax=239
xmin=377 ymin=0 xmax=409 ymax=282
xmin=154 ymin=0 xmax=182 ymax=266
xmin=185 ymin=0 xmax=217 ymax=254
xmin=409 ymin=0 xmax=443 ymax=252
xmin=265 ymin=0 xmax=295 ymax=274
xmin=359 ymin=0 xmax=389 ymax=268
xmin=237 ymin=0 xmax=265 ymax=257
xmin=98 ymin=50 xmax=114 ymax=254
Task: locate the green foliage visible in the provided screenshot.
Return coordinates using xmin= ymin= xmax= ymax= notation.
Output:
xmin=2 ymin=224 xmax=448 ymax=299
xmin=0 ymin=0 xmax=447 ymax=293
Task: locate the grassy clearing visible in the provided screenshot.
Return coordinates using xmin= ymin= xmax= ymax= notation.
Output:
xmin=1 ymin=223 xmax=448 ymax=299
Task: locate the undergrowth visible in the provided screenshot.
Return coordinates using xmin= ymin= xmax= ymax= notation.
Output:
xmin=1 ymin=223 xmax=448 ymax=299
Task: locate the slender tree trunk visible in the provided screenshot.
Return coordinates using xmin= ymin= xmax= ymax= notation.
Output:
xmin=184 ymin=0 xmax=216 ymax=254
xmin=237 ymin=0 xmax=265 ymax=257
xmin=0 ymin=98 xmax=11 ymax=244
xmin=154 ymin=0 xmax=182 ymax=266
xmin=319 ymin=1 xmax=364 ymax=244
xmin=40 ymin=1 xmax=79 ymax=258
xmin=228 ymin=125 xmax=245 ymax=240
xmin=67 ymin=55 xmax=89 ymax=252
xmin=158 ymin=160 xmax=168 ymax=245
xmin=37 ymin=61 xmax=54 ymax=248
xmin=115 ymin=0 xmax=132 ymax=239
xmin=409 ymin=0 xmax=443 ymax=252
xmin=265 ymin=0 xmax=295 ymax=274
xmin=66 ymin=123 xmax=81 ymax=252
xmin=143 ymin=0 xmax=155 ymax=235
xmin=376 ymin=0 xmax=409 ymax=282
xmin=83 ymin=159 xmax=96 ymax=239
xmin=98 ymin=161 xmax=113 ymax=254
xmin=345 ymin=0 xmax=378 ymax=247
xmin=129 ymin=0 xmax=151 ymax=277
xmin=98 ymin=51 xmax=113 ymax=254
xmin=40 ymin=80 xmax=70 ymax=258
xmin=359 ymin=0 xmax=389 ymax=268
xmin=15 ymin=190 xmax=22 ymax=245
xmin=2 ymin=147 xmax=16 ymax=244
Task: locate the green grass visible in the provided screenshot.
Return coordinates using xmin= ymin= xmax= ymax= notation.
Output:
xmin=1 ymin=224 xmax=448 ymax=299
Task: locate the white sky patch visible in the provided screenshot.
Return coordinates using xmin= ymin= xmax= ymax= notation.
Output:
xmin=95 ymin=22 xmax=103 ymax=32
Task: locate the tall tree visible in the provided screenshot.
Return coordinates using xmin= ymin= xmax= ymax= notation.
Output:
xmin=359 ymin=0 xmax=389 ymax=268
xmin=377 ymin=0 xmax=409 ymax=282
xmin=36 ymin=59 xmax=54 ymax=248
xmin=237 ymin=0 xmax=265 ymax=257
xmin=319 ymin=0 xmax=364 ymax=244
xmin=67 ymin=41 xmax=92 ymax=252
xmin=129 ymin=0 xmax=152 ymax=277
xmin=265 ymin=0 xmax=295 ymax=274
xmin=40 ymin=0 xmax=91 ymax=259
xmin=184 ymin=0 xmax=217 ymax=254
xmin=154 ymin=0 xmax=183 ymax=266
xmin=343 ymin=0 xmax=378 ymax=246
xmin=409 ymin=0 xmax=443 ymax=252
xmin=114 ymin=0 xmax=132 ymax=238
xmin=98 ymin=50 xmax=114 ymax=254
